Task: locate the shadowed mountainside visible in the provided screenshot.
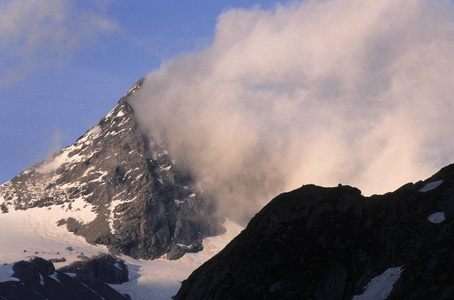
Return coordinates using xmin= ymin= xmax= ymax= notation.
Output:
xmin=176 ymin=164 xmax=454 ymax=300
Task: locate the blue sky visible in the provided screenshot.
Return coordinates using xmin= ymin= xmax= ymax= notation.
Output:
xmin=0 ymin=0 xmax=292 ymax=183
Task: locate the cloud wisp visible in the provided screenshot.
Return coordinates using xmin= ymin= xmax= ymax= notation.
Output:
xmin=0 ymin=0 xmax=118 ymax=89
xmin=132 ymin=0 xmax=454 ymax=221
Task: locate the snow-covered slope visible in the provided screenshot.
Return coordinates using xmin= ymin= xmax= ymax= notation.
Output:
xmin=0 ymin=198 xmax=242 ymax=299
xmin=0 ymin=201 xmax=109 ymax=266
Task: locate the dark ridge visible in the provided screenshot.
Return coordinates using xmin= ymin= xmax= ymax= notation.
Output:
xmin=0 ymin=257 xmax=130 ymax=300
xmin=175 ymin=164 xmax=454 ymax=300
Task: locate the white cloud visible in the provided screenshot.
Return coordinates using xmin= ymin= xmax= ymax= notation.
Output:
xmin=131 ymin=0 xmax=454 ymax=221
xmin=0 ymin=0 xmax=118 ymax=88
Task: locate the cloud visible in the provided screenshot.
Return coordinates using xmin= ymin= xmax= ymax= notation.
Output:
xmin=49 ymin=128 xmax=63 ymax=156
xmin=131 ymin=0 xmax=454 ymax=221
xmin=0 ymin=0 xmax=118 ymax=88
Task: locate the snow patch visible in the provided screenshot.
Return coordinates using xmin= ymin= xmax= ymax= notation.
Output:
xmin=174 ymin=199 xmax=185 ymax=206
xmin=86 ymin=125 xmax=101 ymax=139
xmin=88 ymin=171 xmax=108 ymax=183
xmin=67 ymin=198 xmax=97 ymax=224
xmin=81 ymin=166 xmax=96 ymax=177
xmin=108 ymin=128 xmax=128 ymax=136
xmin=108 ymin=197 xmax=136 ymax=234
xmin=36 ymin=147 xmax=85 ymax=174
xmin=353 ymin=266 xmax=403 ymax=300
xmin=0 ymin=204 xmax=108 ymax=266
xmin=428 ymin=212 xmax=446 ymax=224
xmin=126 ymin=82 xmax=141 ymax=95
xmin=58 ymin=182 xmax=79 ymax=191
xmin=50 ymin=272 xmax=61 ymax=283
xmin=0 ymin=264 xmax=19 ymax=283
xmin=105 ymin=107 xmax=116 ymax=119
xmin=116 ymin=117 xmax=130 ymax=127
xmin=419 ymin=180 xmax=443 ymax=192
xmin=110 ymin=219 xmax=244 ymax=300
xmin=116 ymin=110 xmax=125 ymax=118
xmin=36 ymin=151 xmax=69 ymax=174
xmin=123 ymin=167 xmax=139 ymax=178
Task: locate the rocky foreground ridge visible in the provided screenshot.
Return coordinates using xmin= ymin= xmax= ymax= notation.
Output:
xmin=176 ymin=163 xmax=454 ymax=300
xmin=0 ymin=255 xmax=129 ymax=300
xmin=0 ymin=78 xmax=223 ymax=260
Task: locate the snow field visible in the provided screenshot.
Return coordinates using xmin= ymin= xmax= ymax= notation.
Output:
xmin=0 ymin=205 xmax=108 ymax=266
xmin=0 ymin=205 xmax=243 ymax=300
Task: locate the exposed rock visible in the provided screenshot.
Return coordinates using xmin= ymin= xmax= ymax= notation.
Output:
xmin=175 ymin=164 xmax=454 ymax=300
xmin=59 ymin=254 xmax=128 ymax=284
xmin=0 ymin=257 xmax=130 ymax=300
xmin=13 ymin=257 xmax=55 ymax=282
xmin=0 ymin=202 xmax=8 ymax=213
xmin=0 ymin=78 xmax=223 ymax=259
xmin=49 ymin=257 xmax=66 ymax=263
xmin=166 ymin=241 xmax=204 ymax=260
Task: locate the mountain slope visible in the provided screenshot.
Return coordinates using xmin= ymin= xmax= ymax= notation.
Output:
xmin=0 ymin=78 xmax=223 ymax=260
xmin=0 ymin=202 xmax=242 ymax=299
xmin=175 ymin=164 xmax=454 ymax=300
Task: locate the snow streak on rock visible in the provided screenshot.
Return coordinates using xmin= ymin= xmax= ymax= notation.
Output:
xmin=352 ymin=267 xmax=403 ymax=300
xmin=419 ymin=180 xmax=443 ymax=192
xmin=428 ymin=212 xmax=446 ymax=224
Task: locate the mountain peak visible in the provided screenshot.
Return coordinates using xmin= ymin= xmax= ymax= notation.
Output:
xmin=123 ymin=77 xmax=144 ymax=99
xmin=0 ymin=78 xmax=223 ymax=259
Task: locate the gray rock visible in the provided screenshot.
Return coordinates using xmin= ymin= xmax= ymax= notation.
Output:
xmin=0 ymin=78 xmax=223 ymax=259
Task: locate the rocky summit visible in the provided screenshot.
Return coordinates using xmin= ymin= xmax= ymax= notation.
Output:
xmin=0 ymin=78 xmax=223 ymax=260
xmin=175 ymin=163 xmax=454 ymax=300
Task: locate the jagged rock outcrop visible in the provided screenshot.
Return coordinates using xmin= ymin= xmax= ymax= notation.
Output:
xmin=0 ymin=257 xmax=130 ymax=300
xmin=175 ymin=164 xmax=454 ymax=300
xmin=0 ymin=78 xmax=223 ymax=259
xmin=59 ymin=254 xmax=128 ymax=284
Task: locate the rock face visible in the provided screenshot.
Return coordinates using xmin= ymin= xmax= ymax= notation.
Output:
xmin=175 ymin=164 xmax=454 ymax=300
xmin=0 ymin=78 xmax=223 ymax=259
xmin=59 ymin=254 xmax=128 ymax=284
xmin=0 ymin=257 xmax=130 ymax=300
